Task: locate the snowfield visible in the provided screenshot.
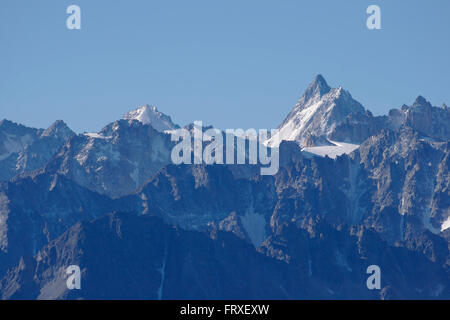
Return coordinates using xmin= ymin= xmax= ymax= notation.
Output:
xmin=302 ymin=140 xmax=360 ymax=159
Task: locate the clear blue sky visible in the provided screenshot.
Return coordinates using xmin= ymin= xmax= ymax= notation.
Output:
xmin=1 ymin=0 xmax=449 ymax=133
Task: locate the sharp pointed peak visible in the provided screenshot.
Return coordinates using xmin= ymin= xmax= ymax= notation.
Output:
xmin=304 ymin=74 xmax=331 ymax=99
xmin=312 ymin=74 xmax=328 ymax=86
xmin=41 ymin=120 xmax=74 ymax=139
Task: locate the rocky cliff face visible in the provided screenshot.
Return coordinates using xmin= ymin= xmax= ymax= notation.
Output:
xmin=0 ymin=120 xmax=74 ymax=181
xmin=1 ymin=212 xmax=447 ymax=300
xmin=402 ymin=96 xmax=450 ymax=141
xmin=0 ymin=173 xmax=116 ymax=277
xmin=43 ymin=119 xmax=174 ymax=198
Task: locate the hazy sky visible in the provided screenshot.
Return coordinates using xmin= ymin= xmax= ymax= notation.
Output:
xmin=1 ymin=0 xmax=449 ymax=133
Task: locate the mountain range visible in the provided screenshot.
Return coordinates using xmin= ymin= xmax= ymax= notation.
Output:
xmin=0 ymin=75 xmax=448 ymax=299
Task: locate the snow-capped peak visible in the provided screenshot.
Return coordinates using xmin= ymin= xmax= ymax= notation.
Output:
xmin=266 ymin=75 xmax=365 ymax=148
xmin=123 ymin=105 xmax=179 ymax=132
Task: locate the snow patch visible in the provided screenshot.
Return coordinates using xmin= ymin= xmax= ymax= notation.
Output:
xmin=441 ymin=216 xmax=450 ymax=232
xmin=302 ymin=140 xmax=360 ymax=159
xmin=84 ymin=132 xmax=110 ymax=139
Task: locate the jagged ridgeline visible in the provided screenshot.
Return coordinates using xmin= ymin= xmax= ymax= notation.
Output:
xmin=0 ymin=75 xmax=449 ymax=299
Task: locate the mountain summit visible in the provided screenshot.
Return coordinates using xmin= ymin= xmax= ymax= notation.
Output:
xmin=304 ymin=74 xmax=331 ymax=100
xmin=123 ymin=105 xmax=180 ymax=132
xmin=267 ymin=75 xmax=365 ymax=147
